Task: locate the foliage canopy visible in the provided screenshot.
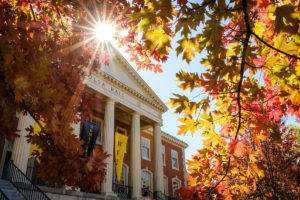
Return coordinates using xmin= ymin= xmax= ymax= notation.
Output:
xmin=119 ymin=0 xmax=300 ymax=199
xmin=0 ymin=0 xmax=299 ymax=197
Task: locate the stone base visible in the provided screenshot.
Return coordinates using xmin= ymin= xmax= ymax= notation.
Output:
xmin=100 ymin=192 xmax=118 ymax=198
xmin=131 ymin=195 xmax=143 ymax=200
xmin=39 ymin=186 xmax=118 ymax=200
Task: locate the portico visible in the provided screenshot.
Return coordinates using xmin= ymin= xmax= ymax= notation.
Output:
xmin=83 ymin=45 xmax=168 ymax=197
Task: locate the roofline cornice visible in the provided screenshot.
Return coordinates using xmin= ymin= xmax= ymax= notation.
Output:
xmin=110 ymin=45 xmax=168 ymax=112
xmin=142 ymin=128 xmax=188 ymax=149
xmin=97 ymin=71 xmax=166 ymax=112
xmin=161 ymin=132 xmax=189 ymax=149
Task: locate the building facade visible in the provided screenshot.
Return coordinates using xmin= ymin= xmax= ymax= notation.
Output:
xmin=0 ymin=45 xmax=188 ymax=199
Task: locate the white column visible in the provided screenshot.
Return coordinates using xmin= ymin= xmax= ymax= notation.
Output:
xmin=101 ymin=99 xmax=115 ymax=195
xmin=11 ymin=113 xmax=34 ymax=173
xmin=154 ymin=124 xmax=164 ymax=192
xmin=130 ymin=112 xmax=141 ymax=199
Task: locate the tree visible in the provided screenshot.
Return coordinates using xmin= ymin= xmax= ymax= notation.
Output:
xmin=176 ymin=125 xmax=300 ymax=199
xmin=1 ymin=0 xmax=299 ymax=196
xmin=0 ymin=0 xmax=128 ymax=192
xmin=114 ymin=0 xmax=300 ymax=199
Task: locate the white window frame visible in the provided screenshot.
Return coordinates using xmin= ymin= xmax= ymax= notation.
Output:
xmin=171 ymin=149 xmax=179 ymax=170
xmin=141 ymin=137 xmax=151 ymax=161
xmin=141 ymin=168 xmax=153 ymax=191
xmin=162 ymin=145 xmax=165 ymax=166
xmin=113 ymin=163 xmax=129 ymax=186
xmin=171 ymin=177 xmax=181 ymax=196
xmin=90 ymin=116 xmax=103 ymax=145
xmin=116 ymin=126 xmax=127 ymax=153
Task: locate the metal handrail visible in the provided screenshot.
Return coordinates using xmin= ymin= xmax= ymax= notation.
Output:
xmin=142 ymin=187 xmax=154 ymax=198
xmin=5 ymin=160 xmax=50 ymax=200
xmin=112 ymin=182 xmax=132 ymax=199
xmin=152 ymin=190 xmax=182 ymax=200
xmin=0 ymin=189 xmax=9 ymax=200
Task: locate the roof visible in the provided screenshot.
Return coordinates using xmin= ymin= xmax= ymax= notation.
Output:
xmin=110 ymin=44 xmax=168 ymax=112
xmin=161 ymin=131 xmax=189 ymax=149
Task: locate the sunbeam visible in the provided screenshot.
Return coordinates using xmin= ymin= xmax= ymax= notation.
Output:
xmin=93 ymin=22 xmax=115 ymax=42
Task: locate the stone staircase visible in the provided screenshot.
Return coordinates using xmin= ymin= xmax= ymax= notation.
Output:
xmin=0 ymin=179 xmax=25 ymax=200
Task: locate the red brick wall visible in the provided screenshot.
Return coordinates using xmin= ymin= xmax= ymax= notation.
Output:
xmin=139 ymin=131 xmax=186 ymax=197
xmin=140 ymin=131 xmax=155 ymax=190
xmin=162 ymin=139 xmax=185 ymax=196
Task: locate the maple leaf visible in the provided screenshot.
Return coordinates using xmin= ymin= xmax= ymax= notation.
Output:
xmin=144 ymin=26 xmax=171 ymax=56
xmin=255 ymin=0 xmax=270 ymax=9
xmin=153 ymin=64 xmax=163 ymax=73
xmin=228 ymin=139 xmax=247 ymax=157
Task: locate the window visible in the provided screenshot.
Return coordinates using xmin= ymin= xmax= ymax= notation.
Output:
xmin=142 ymin=138 xmax=150 ymax=160
xmin=90 ymin=116 xmax=103 ymax=144
xmin=171 ymin=150 xmax=178 ymax=169
xmin=162 ymin=146 xmax=165 ymax=166
xmin=141 ymin=171 xmax=151 ymax=189
xmin=172 ymin=179 xmax=181 ymax=196
xmin=114 ymin=164 xmax=128 ymax=185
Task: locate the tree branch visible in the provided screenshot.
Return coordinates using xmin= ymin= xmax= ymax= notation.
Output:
xmin=251 ymin=32 xmax=300 ymax=60
xmin=56 ymin=7 xmax=70 ymax=36
xmin=245 ymin=62 xmax=264 ymax=69
xmin=29 ymin=3 xmax=37 ymax=22
xmin=0 ymin=6 xmax=12 ymax=9
xmin=226 ymin=7 xmax=243 ymax=12
xmin=21 ymin=103 xmax=51 ymax=138
xmin=208 ymin=0 xmax=251 ymax=193
xmin=0 ymin=72 xmax=51 ymax=139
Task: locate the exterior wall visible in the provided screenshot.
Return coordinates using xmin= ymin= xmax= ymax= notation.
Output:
xmin=162 ymin=140 xmax=185 ymax=196
xmin=139 ymin=131 xmax=186 ymax=196
xmin=140 ymin=131 xmax=155 ymax=189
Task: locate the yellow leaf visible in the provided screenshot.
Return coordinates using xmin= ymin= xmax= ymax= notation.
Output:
xmin=250 ymin=163 xmax=264 ymax=178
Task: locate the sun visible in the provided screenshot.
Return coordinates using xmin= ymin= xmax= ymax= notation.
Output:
xmin=93 ymin=22 xmax=115 ymax=42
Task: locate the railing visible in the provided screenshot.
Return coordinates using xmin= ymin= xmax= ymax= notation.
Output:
xmin=142 ymin=187 xmax=154 ymax=199
xmin=0 ymin=189 xmax=8 ymax=200
xmin=112 ymin=182 xmax=132 ymax=199
xmin=5 ymin=160 xmax=50 ymax=200
xmin=147 ymin=190 xmax=181 ymax=200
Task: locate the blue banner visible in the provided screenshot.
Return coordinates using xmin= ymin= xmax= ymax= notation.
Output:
xmin=80 ymin=121 xmax=99 ymax=157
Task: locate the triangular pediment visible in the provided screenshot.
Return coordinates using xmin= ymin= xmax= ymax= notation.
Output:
xmin=98 ymin=45 xmax=168 ymax=112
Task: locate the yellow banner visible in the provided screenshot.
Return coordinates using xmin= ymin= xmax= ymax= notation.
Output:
xmin=29 ymin=121 xmax=45 ymax=161
xmin=115 ymin=132 xmax=128 ymax=182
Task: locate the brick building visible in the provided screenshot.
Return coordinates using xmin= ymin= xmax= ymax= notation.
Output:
xmin=0 ymin=44 xmax=188 ymax=200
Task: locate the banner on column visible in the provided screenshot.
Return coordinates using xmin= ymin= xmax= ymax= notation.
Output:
xmin=29 ymin=121 xmax=45 ymax=162
xmin=115 ymin=132 xmax=128 ymax=182
xmin=80 ymin=121 xmax=99 ymax=157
